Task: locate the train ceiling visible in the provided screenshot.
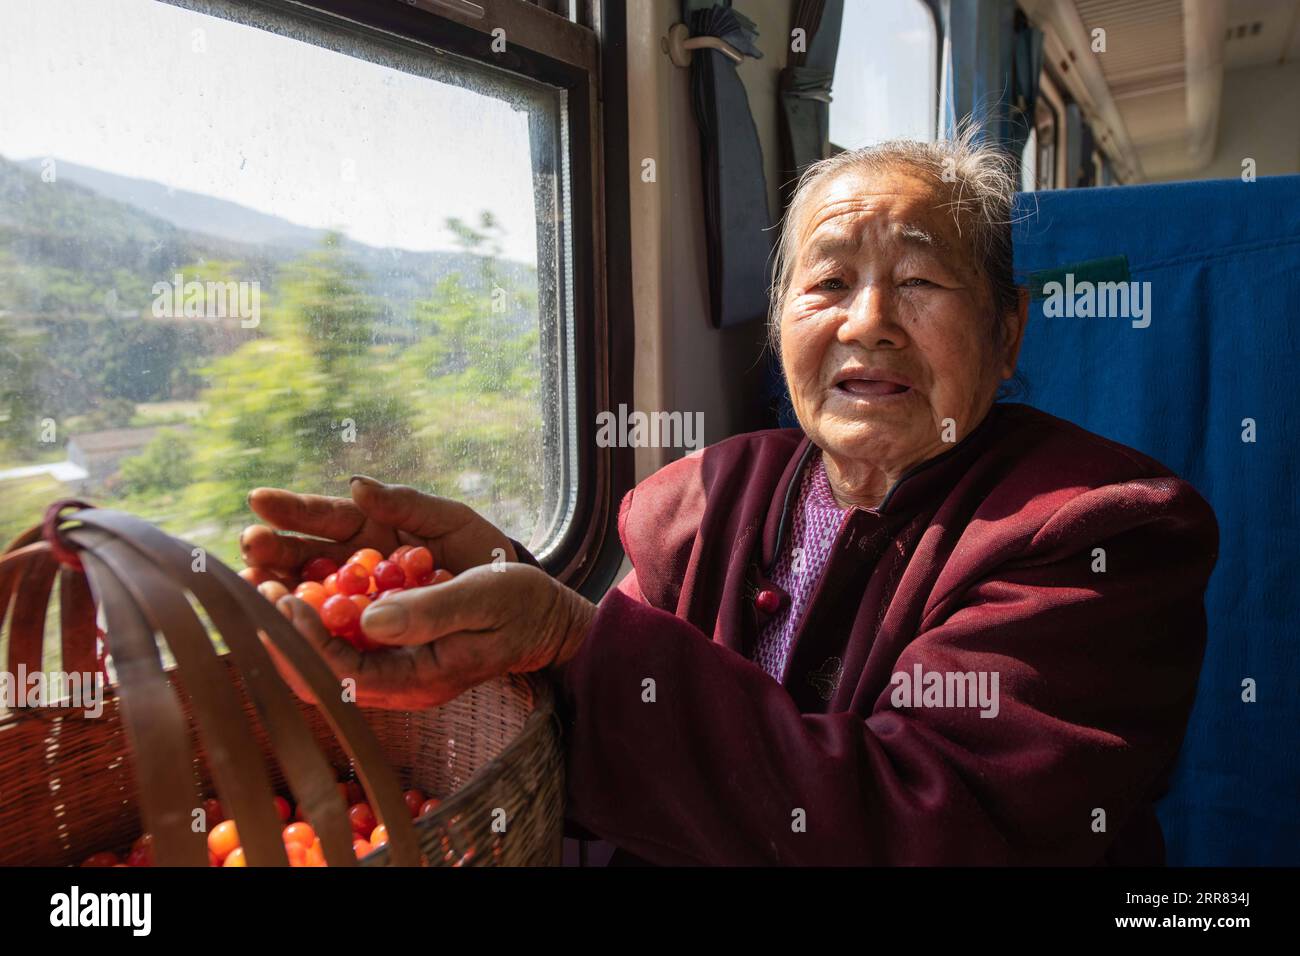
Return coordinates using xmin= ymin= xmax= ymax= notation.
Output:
xmin=1021 ymin=0 xmax=1300 ymax=181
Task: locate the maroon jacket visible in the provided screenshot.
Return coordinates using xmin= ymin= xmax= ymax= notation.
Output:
xmin=543 ymin=403 xmax=1217 ymax=865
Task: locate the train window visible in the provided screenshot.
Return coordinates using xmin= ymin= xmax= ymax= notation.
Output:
xmin=829 ymin=0 xmax=938 ymax=149
xmin=1020 ymin=127 xmax=1039 ymax=191
xmin=1035 ymin=69 xmax=1069 ymax=190
xmin=1032 ymin=94 xmax=1059 ymax=189
xmin=0 ymin=0 xmax=581 ymax=564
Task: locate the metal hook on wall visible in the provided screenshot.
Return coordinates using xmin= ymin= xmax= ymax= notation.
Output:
xmin=665 ymin=22 xmax=745 ymax=67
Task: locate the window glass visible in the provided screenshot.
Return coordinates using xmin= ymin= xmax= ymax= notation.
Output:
xmin=1020 ymin=127 xmax=1039 ymax=192
xmin=830 ymin=0 xmax=938 ymax=149
xmin=0 ymin=0 xmax=574 ymax=563
xmin=1034 ymin=96 xmax=1059 ymax=190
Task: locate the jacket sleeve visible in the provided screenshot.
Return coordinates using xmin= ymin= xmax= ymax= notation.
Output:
xmin=549 ymin=478 xmax=1218 ymax=865
xmin=507 ymin=525 xmax=646 ymax=846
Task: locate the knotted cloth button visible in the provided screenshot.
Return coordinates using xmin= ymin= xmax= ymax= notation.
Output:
xmin=755 ymin=588 xmax=781 ymax=614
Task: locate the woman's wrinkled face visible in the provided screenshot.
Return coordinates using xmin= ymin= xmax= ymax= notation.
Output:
xmin=779 ymin=167 xmax=1022 ymax=489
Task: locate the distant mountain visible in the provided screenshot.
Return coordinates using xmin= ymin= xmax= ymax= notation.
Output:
xmin=16 ymin=157 xmax=327 ymax=249
xmin=0 ymin=154 xmax=536 ymax=329
xmin=0 ymin=153 xmax=281 ymax=320
xmin=0 ymin=152 xmax=541 ymax=427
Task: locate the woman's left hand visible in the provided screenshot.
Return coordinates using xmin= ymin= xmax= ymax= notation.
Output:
xmin=266 ymin=563 xmax=596 ymax=709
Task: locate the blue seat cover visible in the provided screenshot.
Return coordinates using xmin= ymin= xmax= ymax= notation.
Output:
xmin=1011 ymin=176 xmax=1300 ymax=865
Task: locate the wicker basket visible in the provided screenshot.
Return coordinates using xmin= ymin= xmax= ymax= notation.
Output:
xmin=0 ymin=502 xmax=564 ymax=867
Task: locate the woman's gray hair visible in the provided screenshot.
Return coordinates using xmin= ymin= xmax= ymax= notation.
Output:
xmin=767 ymin=123 xmax=1021 ymax=348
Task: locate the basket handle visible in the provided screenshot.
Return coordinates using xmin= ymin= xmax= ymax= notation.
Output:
xmin=1 ymin=544 xmax=57 ymax=678
xmin=0 ymin=529 xmax=102 ymax=690
xmin=67 ymin=508 xmax=423 ymax=867
xmin=77 ymin=528 xmax=292 ymax=867
xmin=71 ymin=513 xmax=354 ymax=866
xmin=58 ymin=568 xmax=99 ymax=676
xmin=2 ymin=515 xmax=95 ymax=682
xmin=78 ymin=550 xmax=211 ymax=866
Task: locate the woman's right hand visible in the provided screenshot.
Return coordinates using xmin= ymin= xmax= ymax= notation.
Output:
xmin=239 ymin=475 xmax=517 ymax=580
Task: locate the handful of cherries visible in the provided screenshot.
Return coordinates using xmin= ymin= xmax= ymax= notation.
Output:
xmin=240 ymin=545 xmax=455 ymax=651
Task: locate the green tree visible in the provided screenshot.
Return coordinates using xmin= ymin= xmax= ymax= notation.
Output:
xmin=82 ymin=397 xmax=136 ymax=432
xmin=181 ymin=234 xmax=423 ymax=533
xmin=0 ymin=248 xmax=54 ymax=454
xmin=119 ymin=429 xmax=193 ymax=495
xmin=0 ymin=319 xmax=48 ymax=454
xmin=399 ymin=214 xmax=542 ymax=516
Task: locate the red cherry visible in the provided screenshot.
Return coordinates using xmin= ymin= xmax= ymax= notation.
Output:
xmin=305 ymin=838 xmax=326 ymax=867
xmin=301 ymin=557 xmax=339 ymax=583
xmin=429 ymin=569 xmax=454 ymax=585
xmin=399 ymin=547 xmax=434 ymax=582
xmin=418 ymin=797 xmax=441 ymax=817
xmin=273 ymin=795 xmax=292 ymax=823
xmin=125 ymin=832 xmax=154 ymax=867
xmin=348 ymin=803 xmax=378 ymax=836
xmin=294 ymin=581 xmax=328 ymax=611
xmin=373 ymin=560 xmax=406 ymax=592
xmin=351 ymin=548 xmax=384 ymax=573
xmin=208 ymin=820 xmax=240 ymax=861
xmin=402 ymin=789 xmax=425 ymax=818
xmin=388 ymin=545 xmax=414 ymax=563
xmin=336 ymin=562 xmax=370 ymax=596
xmin=203 ymin=797 xmax=225 ymax=827
xmin=353 ymin=838 xmax=374 ymax=859
xmin=320 ymin=594 xmax=361 ymax=635
xmin=283 ymin=822 xmax=315 ymax=849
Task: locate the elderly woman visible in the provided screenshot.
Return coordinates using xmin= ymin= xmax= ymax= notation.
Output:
xmin=241 ymin=135 xmax=1217 ymax=866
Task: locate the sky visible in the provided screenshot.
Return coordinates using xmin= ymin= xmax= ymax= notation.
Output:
xmin=0 ymin=0 xmax=544 ymax=262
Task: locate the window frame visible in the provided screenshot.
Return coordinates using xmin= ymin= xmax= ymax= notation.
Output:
xmin=1038 ymin=67 xmax=1069 ymax=189
xmin=201 ymin=0 xmax=628 ymax=596
xmin=1034 ymin=93 xmax=1059 ymax=189
xmin=917 ymin=0 xmax=943 ymax=142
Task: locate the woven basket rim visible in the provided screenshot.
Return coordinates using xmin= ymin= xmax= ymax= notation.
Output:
xmin=450 ymin=672 xmax=553 ymax=802
xmin=359 ymin=672 xmax=559 ymax=865
xmin=0 ymin=660 xmax=561 ymax=865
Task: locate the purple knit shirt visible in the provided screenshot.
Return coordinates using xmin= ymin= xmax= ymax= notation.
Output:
xmin=752 ymin=451 xmax=850 ymax=682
